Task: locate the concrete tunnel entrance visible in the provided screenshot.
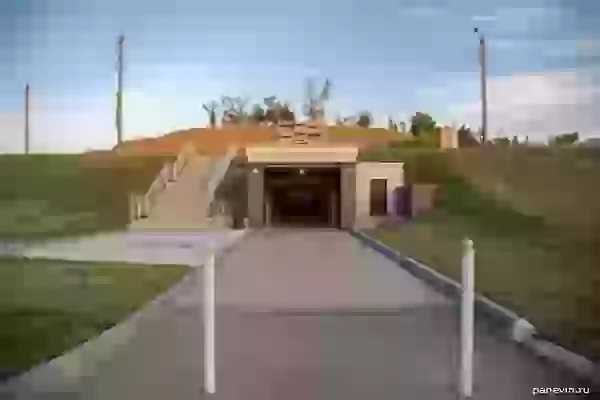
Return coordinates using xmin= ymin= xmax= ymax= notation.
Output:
xmin=264 ymin=166 xmax=341 ymax=228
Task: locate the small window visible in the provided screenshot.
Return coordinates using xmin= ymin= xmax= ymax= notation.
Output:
xmin=369 ymin=179 xmax=388 ymax=216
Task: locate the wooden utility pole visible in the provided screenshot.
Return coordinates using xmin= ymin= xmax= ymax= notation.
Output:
xmin=475 ymin=27 xmax=488 ymax=144
xmin=116 ymin=34 xmax=125 ymax=145
xmin=24 ymin=83 xmax=30 ymax=154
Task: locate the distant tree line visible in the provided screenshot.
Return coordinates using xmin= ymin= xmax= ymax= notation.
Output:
xmin=202 ymin=96 xmax=296 ymax=128
xmin=201 ymin=78 xmax=333 ymax=129
xmin=200 ymin=80 xmax=582 ymax=150
xmin=548 ymin=132 xmax=579 ymax=146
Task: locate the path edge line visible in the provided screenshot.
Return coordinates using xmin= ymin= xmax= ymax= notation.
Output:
xmin=350 ymin=229 xmax=600 ymax=387
xmin=0 ymin=229 xmax=251 ymax=394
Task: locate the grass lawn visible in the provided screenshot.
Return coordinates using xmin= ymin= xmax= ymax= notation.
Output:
xmin=366 ymin=178 xmax=600 ymax=363
xmin=0 ymin=153 xmax=174 ymax=242
xmin=0 ymin=257 xmax=189 ymax=379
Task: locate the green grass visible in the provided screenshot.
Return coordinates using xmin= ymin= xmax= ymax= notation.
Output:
xmin=0 ymin=153 xmax=175 ymax=241
xmin=360 ymin=146 xmax=600 ymax=361
xmin=359 ymin=146 xmax=452 ymax=184
xmin=366 ymin=177 xmax=600 ymax=362
xmin=0 ymin=257 xmax=189 ymax=376
xmin=447 ymin=147 xmax=600 ymax=242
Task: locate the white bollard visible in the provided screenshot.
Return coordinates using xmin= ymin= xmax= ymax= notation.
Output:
xmin=460 ymin=238 xmax=475 ymax=399
xmin=204 ymin=250 xmax=216 ymax=394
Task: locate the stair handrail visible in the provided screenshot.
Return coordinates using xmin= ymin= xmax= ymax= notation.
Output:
xmin=137 ymin=141 xmax=198 ymax=218
xmin=205 ymin=147 xmax=237 ymax=215
xmin=173 ymin=141 xmax=198 ymax=179
xmin=142 ymin=170 xmax=167 ymax=216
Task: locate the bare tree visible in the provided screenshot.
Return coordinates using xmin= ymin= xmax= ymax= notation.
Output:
xmin=250 ymin=104 xmax=266 ymax=124
xmin=202 ymin=101 xmax=219 ymax=129
xmin=263 ymin=96 xmax=295 ymax=124
xmin=357 ymin=111 xmax=372 ymax=128
xmin=263 ymin=96 xmax=277 ymax=109
xmin=263 ymin=96 xmax=280 ymax=124
xmin=303 ymin=78 xmax=331 ymax=121
xmin=279 ymin=103 xmax=295 ymax=122
xmin=221 ymin=96 xmax=250 ymax=124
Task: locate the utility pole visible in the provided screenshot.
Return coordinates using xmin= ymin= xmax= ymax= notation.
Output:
xmin=475 ymin=27 xmax=488 ymax=145
xmin=116 ymin=34 xmax=125 ymax=146
xmin=24 ymin=83 xmax=30 ymax=154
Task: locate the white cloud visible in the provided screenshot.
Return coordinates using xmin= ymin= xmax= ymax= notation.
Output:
xmin=472 ymin=15 xmax=497 ymax=22
xmin=400 ymin=6 xmax=442 ymax=18
xmin=488 ymin=39 xmax=517 ymax=50
xmin=488 ymin=38 xmax=577 ymax=60
xmin=0 ymin=112 xmax=25 ymax=153
xmin=491 ymin=6 xmax=563 ymax=37
xmin=447 ymin=68 xmax=600 ymax=141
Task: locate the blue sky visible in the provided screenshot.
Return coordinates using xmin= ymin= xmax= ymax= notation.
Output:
xmin=1 ymin=0 xmax=599 ymax=152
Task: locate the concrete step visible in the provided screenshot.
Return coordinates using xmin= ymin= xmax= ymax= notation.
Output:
xmin=129 ymin=212 xmax=233 ymax=231
xmin=128 ymin=155 xmax=217 ymax=231
xmin=128 ymin=218 xmax=216 ymax=232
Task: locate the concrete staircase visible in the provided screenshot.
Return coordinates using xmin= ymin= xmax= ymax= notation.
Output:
xmin=128 ymin=143 xmax=237 ymax=232
xmin=129 ymin=156 xmax=213 ymax=231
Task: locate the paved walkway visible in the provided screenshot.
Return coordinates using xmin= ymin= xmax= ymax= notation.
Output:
xmin=14 ymin=230 xmax=236 ymax=265
xmin=0 ymin=230 xmax=591 ymax=399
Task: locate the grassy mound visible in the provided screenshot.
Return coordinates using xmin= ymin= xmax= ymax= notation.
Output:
xmin=361 ymin=145 xmax=600 ymax=361
xmin=0 ymin=153 xmax=174 ymax=240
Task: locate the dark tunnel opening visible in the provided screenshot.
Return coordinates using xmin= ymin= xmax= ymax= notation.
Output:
xmin=264 ymin=167 xmax=341 ymax=228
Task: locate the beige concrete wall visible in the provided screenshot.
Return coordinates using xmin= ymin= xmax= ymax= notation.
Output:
xmin=246 ymin=146 xmax=358 ymax=164
xmin=440 ymin=126 xmax=459 ymax=150
xmin=340 ymin=164 xmax=356 ymax=229
xmin=354 ymin=162 xmax=404 ymax=229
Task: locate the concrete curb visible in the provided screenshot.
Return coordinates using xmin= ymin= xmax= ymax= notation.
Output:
xmin=0 ymin=229 xmax=251 ymax=393
xmin=351 ymin=230 xmax=600 ymax=387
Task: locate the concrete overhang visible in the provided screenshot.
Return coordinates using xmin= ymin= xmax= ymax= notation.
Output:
xmin=245 ymin=144 xmax=358 ymax=164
